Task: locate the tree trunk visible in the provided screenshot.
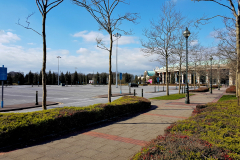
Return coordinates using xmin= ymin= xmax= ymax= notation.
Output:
xmin=236 ymin=71 xmax=238 ymax=97
xmin=166 ymin=56 xmax=169 ymax=96
xmin=236 ymin=14 xmax=240 ymax=105
xmin=42 ymin=12 xmax=47 ymax=110
xmin=178 ymin=59 xmax=181 ymax=94
xmin=108 ymin=33 xmax=113 ymax=103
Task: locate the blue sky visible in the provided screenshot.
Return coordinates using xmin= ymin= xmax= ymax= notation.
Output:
xmin=0 ymin=0 xmax=234 ymax=76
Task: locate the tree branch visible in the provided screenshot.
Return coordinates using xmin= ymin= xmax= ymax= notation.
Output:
xmin=195 ymin=15 xmax=235 ymax=27
xmin=16 ymin=13 xmax=42 ymax=36
xmin=47 ymin=0 xmax=64 ymax=14
xmin=36 ymin=0 xmax=43 ymax=14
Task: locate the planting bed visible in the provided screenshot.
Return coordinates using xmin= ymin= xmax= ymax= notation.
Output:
xmin=226 ymin=86 xmax=236 ymax=93
xmin=189 ymin=87 xmax=209 ymax=92
xmin=0 ymin=96 xmax=151 ymax=149
xmin=131 ymin=100 xmax=240 ymax=159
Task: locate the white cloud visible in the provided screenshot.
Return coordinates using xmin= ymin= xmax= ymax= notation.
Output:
xmin=73 ymin=30 xmax=105 ymax=42
xmin=1 ymin=40 xmax=157 ymax=76
xmin=76 ymin=48 xmax=89 ymax=54
xmin=59 ymin=49 xmax=70 ymax=55
xmin=6 ymin=29 xmax=14 ymax=32
xmin=115 ymin=36 xmax=139 ymax=45
xmin=190 ymin=40 xmax=198 ymax=46
xmin=73 ymin=30 xmax=139 ymax=45
xmin=0 ymin=30 xmax=20 ymax=43
xmin=48 ymin=49 xmax=70 ymax=55
xmin=27 ymin=43 xmax=35 ymax=45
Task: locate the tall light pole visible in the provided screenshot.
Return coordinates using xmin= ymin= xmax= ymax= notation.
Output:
xmin=113 ymin=33 xmax=121 ymax=88
xmin=57 ymin=56 xmax=61 ymax=85
xmin=183 ymin=27 xmax=191 ymax=104
xmin=210 ymin=56 xmax=213 ymax=94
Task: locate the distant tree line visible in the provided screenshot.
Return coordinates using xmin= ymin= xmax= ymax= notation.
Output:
xmin=3 ymin=70 xmax=139 ymax=85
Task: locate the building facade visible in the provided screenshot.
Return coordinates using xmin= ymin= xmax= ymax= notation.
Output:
xmin=140 ymin=60 xmax=233 ymax=85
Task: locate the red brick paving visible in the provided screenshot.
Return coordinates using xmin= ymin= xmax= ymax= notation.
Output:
xmin=157 ymin=105 xmax=194 ymax=109
xmin=167 ymin=102 xmax=205 ymax=106
xmin=83 ymin=131 xmax=147 ymax=146
xmin=143 ymin=113 xmax=188 ymax=119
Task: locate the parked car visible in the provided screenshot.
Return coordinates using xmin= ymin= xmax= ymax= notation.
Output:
xmin=129 ymin=83 xmax=138 ymax=87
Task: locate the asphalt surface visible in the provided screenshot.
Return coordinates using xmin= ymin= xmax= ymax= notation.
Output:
xmin=1 ymin=84 xmax=190 ymax=113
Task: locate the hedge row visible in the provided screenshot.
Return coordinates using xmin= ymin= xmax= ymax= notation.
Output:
xmin=189 ymin=87 xmax=209 ymax=92
xmin=226 ymin=85 xmax=236 ymax=93
xmin=0 ymin=96 xmax=151 ymax=148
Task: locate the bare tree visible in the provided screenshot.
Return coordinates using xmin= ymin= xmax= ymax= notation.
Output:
xmin=141 ymin=1 xmax=187 ymax=96
xmin=17 ymin=0 xmax=64 ymax=110
xmin=192 ymin=0 xmax=240 ymax=104
xmin=212 ymin=18 xmax=237 ymax=89
xmin=71 ymin=0 xmax=138 ymax=102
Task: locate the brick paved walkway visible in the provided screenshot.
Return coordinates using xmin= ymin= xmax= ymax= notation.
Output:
xmin=0 ymin=87 xmax=227 ymax=160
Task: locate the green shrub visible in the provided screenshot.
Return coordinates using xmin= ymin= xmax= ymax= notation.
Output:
xmin=131 ymin=99 xmax=240 ymax=160
xmin=0 ymin=96 xmax=151 ymax=148
xmin=165 ymin=100 xmax=240 ymax=159
xmin=226 ymin=86 xmax=236 ymax=93
xmin=131 ymin=133 xmax=230 ymax=160
xmin=189 ymin=87 xmax=209 ymax=92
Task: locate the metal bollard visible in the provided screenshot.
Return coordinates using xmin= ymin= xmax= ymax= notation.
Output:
xmin=142 ymin=89 xmax=143 ymax=97
xmin=134 ymin=89 xmax=135 ymax=96
xmin=154 ymin=86 xmax=156 ymax=92
xmin=129 ymin=87 xmax=131 ymax=94
xmin=35 ymin=91 xmax=38 ymax=105
xmin=163 ymin=85 xmax=164 ymax=91
xmin=32 ymin=84 xmax=33 ymax=87
xmin=184 ymin=85 xmax=186 ymax=93
xmin=182 ymin=86 xmax=183 ymax=93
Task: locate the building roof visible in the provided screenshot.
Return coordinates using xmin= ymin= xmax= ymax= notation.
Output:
xmin=147 ymin=71 xmax=155 ymax=76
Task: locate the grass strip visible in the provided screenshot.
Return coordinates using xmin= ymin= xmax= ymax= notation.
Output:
xmin=150 ymin=93 xmax=194 ymax=100
xmin=218 ymin=95 xmax=237 ymax=102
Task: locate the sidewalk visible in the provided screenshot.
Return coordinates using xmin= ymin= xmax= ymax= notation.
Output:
xmin=0 ymin=87 xmax=227 ymax=160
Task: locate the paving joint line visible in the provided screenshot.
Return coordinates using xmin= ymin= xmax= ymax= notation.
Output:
xmin=143 ymin=113 xmax=188 ymax=119
xmin=82 ymin=131 xmax=147 ymax=146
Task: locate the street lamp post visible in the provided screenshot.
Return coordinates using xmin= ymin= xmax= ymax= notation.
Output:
xmin=57 ymin=56 xmax=61 ymax=85
xmin=210 ymin=56 xmax=213 ymax=94
xmin=183 ymin=27 xmax=191 ymax=104
xmin=113 ymin=33 xmax=121 ymax=88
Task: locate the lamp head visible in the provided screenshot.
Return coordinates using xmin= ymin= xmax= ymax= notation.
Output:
xmin=183 ymin=27 xmax=191 ymax=38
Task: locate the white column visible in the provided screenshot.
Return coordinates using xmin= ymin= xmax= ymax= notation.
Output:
xmin=188 ymin=73 xmax=191 ymax=84
xmin=197 ymin=73 xmax=200 ymax=84
xmin=182 ymin=74 xmax=184 ymax=83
